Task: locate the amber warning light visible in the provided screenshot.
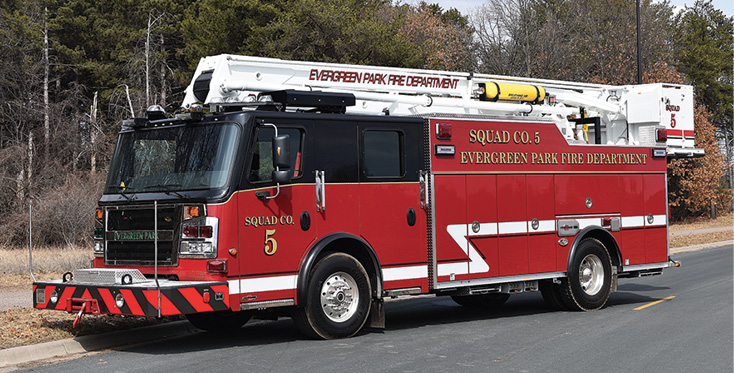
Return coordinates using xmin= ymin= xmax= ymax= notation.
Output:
xmin=185 ymin=206 xmax=201 ymax=219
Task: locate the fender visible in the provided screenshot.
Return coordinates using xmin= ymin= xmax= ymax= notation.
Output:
xmin=566 ymin=226 xmax=622 ymax=272
xmin=296 ymin=232 xmax=383 ymax=306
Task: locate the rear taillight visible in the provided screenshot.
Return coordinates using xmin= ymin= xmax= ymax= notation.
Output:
xmin=656 ymin=128 xmax=667 ymax=142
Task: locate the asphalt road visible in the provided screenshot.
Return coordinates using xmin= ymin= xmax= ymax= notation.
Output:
xmin=17 ymin=245 xmax=733 ymax=373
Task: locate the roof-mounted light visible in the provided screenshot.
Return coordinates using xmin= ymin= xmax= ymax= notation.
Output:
xmin=146 ymin=105 xmax=167 ymax=120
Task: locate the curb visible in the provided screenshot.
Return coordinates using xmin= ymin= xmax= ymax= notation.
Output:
xmin=1 ymin=242 xmax=731 ymax=368
xmin=0 ymin=320 xmax=199 ymax=368
xmin=669 ymin=240 xmax=733 ymax=254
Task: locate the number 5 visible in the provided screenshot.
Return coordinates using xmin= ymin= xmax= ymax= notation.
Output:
xmin=264 ymin=229 xmax=277 ymax=256
xmin=670 ymin=113 xmax=676 ymax=128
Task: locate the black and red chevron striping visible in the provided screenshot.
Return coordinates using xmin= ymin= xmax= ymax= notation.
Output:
xmin=32 ymin=282 xmax=230 ymax=317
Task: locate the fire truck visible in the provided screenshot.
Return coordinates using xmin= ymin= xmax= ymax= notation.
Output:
xmin=33 ymin=54 xmax=700 ymax=339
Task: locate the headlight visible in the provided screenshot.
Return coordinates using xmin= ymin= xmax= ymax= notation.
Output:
xmin=179 ymin=217 xmax=218 ymax=258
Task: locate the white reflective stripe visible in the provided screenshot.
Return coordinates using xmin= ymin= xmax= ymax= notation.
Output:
xmin=444 ymin=224 xmax=490 ymax=275
xmin=622 ymin=216 xmax=645 ymax=228
xmin=230 ymin=275 xmax=298 ymax=294
xmin=577 ymin=218 xmax=601 ymax=229
xmin=498 ymin=221 xmax=527 ymax=235
xmin=383 ymin=265 xmax=428 ymax=281
xmin=467 ymin=223 xmax=497 ymax=236
xmin=438 ymin=262 xmax=468 ymax=276
xmin=645 ymin=214 xmax=667 ymax=227
xmin=528 ymin=220 xmax=555 ymax=233
xmin=228 ymin=279 xmax=240 ymax=295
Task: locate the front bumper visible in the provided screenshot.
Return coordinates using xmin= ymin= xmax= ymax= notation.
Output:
xmin=33 ymin=279 xmax=230 ymax=317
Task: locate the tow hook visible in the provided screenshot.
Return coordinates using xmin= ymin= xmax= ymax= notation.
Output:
xmin=668 ymin=256 xmax=681 ymax=268
xmin=66 ymin=298 xmax=101 ymax=328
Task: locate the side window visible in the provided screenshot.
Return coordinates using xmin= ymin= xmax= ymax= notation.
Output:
xmin=249 ymin=127 xmax=303 ymax=182
xmin=363 ymin=130 xmax=403 ymax=178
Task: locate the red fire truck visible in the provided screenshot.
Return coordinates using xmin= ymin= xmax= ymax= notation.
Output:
xmin=33 ymin=55 xmax=700 ymax=339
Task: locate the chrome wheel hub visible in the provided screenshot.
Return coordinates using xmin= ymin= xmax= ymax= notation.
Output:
xmin=579 ymin=254 xmax=604 ymax=296
xmin=320 ymin=272 xmax=359 ymax=323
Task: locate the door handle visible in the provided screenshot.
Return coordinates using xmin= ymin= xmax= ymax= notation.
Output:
xmin=315 ymin=170 xmax=325 ymax=212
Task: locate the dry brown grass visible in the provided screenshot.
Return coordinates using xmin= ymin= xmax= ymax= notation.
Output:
xmin=0 ymin=308 xmax=177 ymax=350
xmin=0 ymin=247 xmax=92 ymax=290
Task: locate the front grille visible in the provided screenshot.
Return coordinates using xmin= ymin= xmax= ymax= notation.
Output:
xmin=105 ymin=205 xmax=180 ymax=266
xmin=106 ymin=241 xmax=175 ymax=265
xmin=108 ymin=207 xmax=176 ymax=230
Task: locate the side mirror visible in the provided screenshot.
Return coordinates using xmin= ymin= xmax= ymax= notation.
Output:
xmin=272 ymin=134 xmax=291 ymax=169
xmin=272 ymin=169 xmax=291 ymax=184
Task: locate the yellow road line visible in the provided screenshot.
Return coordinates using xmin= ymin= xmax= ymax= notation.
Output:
xmin=634 ymin=296 xmax=676 ymax=310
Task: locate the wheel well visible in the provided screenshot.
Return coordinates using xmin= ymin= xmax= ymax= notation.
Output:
xmin=296 ymin=234 xmax=382 ymax=306
xmin=569 ymin=227 xmax=622 ymax=270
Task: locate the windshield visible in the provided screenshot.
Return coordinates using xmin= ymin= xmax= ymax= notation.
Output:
xmin=105 ymin=123 xmax=240 ymax=194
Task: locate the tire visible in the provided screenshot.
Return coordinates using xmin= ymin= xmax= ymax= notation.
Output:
xmin=539 ymin=280 xmax=569 ymax=311
xmin=292 ymin=253 xmax=372 ymax=339
xmin=451 ymin=293 xmax=510 ymax=308
xmin=186 ymin=310 xmax=251 ymax=332
xmin=559 ymin=238 xmax=613 ymax=311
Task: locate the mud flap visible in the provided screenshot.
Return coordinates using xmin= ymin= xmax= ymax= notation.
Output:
xmin=369 ymin=298 xmax=385 ymax=329
xmin=611 ymin=267 xmax=618 ymax=292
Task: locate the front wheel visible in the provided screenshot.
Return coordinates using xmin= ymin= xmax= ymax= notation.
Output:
xmin=292 ymin=253 xmax=372 ymax=339
xmin=559 ymin=238 xmax=613 ymax=311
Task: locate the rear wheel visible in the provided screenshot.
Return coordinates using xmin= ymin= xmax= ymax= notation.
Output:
xmin=559 ymin=238 xmax=612 ymax=311
xmin=186 ymin=310 xmax=251 ymax=332
xmin=451 ymin=293 xmax=510 ymax=308
xmin=292 ymin=253 xmax=372 ymax=339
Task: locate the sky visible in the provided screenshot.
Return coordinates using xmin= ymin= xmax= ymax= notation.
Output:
xmin=420 ymin=0 xmax=733 ymax=18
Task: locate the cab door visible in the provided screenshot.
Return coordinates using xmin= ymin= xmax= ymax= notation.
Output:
xmin=236 ymin=118 xmax=314 ymax=304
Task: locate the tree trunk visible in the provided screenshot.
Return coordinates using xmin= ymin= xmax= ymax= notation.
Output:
xmin=160 ymin=34 xmax=167 ymax=108
xmin=90 ymin=91 xmax=98 ymax=174
xmin=43 ymin=6 xmax=50 ymax=163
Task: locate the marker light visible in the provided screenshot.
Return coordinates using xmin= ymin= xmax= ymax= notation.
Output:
xmin=115 ymin=293 xmax=125 ymax=308
xmin=207 ymin=260 xmax=227 ymax=273
xmin=437 ymin=122 xmax=452 ymax=139
xmin=185 ymin=206 xmax=201 ymax=219
xmin=95 ymin=208 xmax=103 ymax=221
xmin=199 ymin=226 xmax=213 ymax=238
xmin=183 ymin=226 xmax=199 ymax=237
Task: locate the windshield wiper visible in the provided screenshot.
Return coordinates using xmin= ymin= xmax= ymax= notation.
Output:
xmin=145 ymin=184 xmax=186 ymax=199
xmin=106 ymin=185 xmax=135 ymax=201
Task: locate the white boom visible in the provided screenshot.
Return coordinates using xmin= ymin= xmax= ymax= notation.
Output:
xmin=182 ymin=54 xmax=703 ymax=157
